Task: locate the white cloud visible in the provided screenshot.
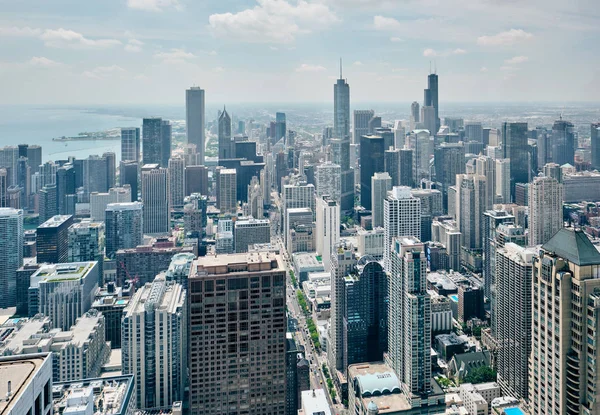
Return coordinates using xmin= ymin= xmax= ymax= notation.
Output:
xmin=452 ymin=48 xmax=467 ymax=55
xmin=500 ymin=65 xmax=517 ymax=71
xmin=504 ymin=55 xmax=528 ymax=64
xmin=208 ymin=0 xmax=339 ymax=44
xmin=0 ymin=26 xmax=42 ymax=37
xmin=41 ymin=28 xmax=121 ymax=49
xmin=127 ymin=0 xmax=181 ymax=12
xmin=296 ymin=63 xmax=326 ymax=72
xmin=390 ymin=37 xmax=403 ymax=42
xmin=353 ymin=61 xmax=363 ymax=66
xmin=373 ymin=15 xmax=401 ymax=31
xmin=480 ymin=66 xmax=488 ymax=72
xmin=29 ymin=56 xmax=62 ymax=67
xmin=125 ymin=39 xmax=144 ymax=52
xmin=82 ymin=65 xmax=125 ymax=79
xmin=423 ymin=48 xmax=466 ymax=57
xmin=209 ymin=50 xmax=218 ymax=56
xmin=423 ymin=48 xmax=437 ymax=57
xmin=477 ymin=29 xmax=533 ymax=46
xmin=153 ymin=48 xmax=196 ymax=64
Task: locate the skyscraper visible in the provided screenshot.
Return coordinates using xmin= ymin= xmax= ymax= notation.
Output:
xmin=528 ymin=175 xmax=563 ymax=246
xmin=184 ymin=165 xmax=209 ymax=196
xmin=424 ymin=72 xmax=440 ymax=132
xmin=39 ymin=184 xmax=58 ymax=223
xmin=121 ymin=127 xmax=140 ymax=162
xmin=56 ymin=164 xmax=76 ymax=215
xmin=482 ymin=209 xmax=515 ymax=300
xmin=36 ymin=215 xmax=73 ymax=264
xmin=502 ymin=122 xmax=529 ymax=201
xmin=330 ymin=137 xmax=354 ymax=211
xmin=384 ymin=147 xmax=400 ymax=187
xmin=410 ymin=101 xmax=420 ymax=131
xmin=215 ymin=167 xmax=237 ymax=213
xmin=315 ymin=195 xmax=340 ymax=272
xmin=371 ymin=172 xmax=392 ymax=228
xmin=161 ymin=120 xmax=172 ymax=168
xmin=334 ymin=60 xmax=350 ymax=141
xmin=0 ymin=208 xmax=23 ymax=308
xmin=142 ymin=117 xmax=163 ymax=166
xmin=275 ymin=112 xmax=287 ymax=144
xmin=122 ymin=275 xmax=186 ymax=410
xmin=389 ymin=237 xmax=432 ymax=402
xmin=551 ymin=118 xmax=575 ymax=166
xmin=529 ymin=229 xmax=600 ymax=414
xmin=105 ymin=202 xmax=144 ymax=258
xmin=591 ymin=123 xmax=600 ymax=170
xmin=218 ymin=107 xmax=233 ymax=160
xmin=68 ymin=220 xmax=104 ymax=264
xmin=494 ymin=243 xmax=535 ymax=400
xmin=353 ymin=110 xmax=374 ymax=144
xmin=186 ymin=87 xmax=206 ymax=164
xmin=456 ymin=173 xmax=487 ymax=251
xmin=141 ymin=164 xmax=169 ymax=234
xmin=168 ymin=156 xmax=185 ymax=209
xmin=188 ymin=253 xmax=287 ymax=414
xmin=83 ymin=155 xmax=109 ymax=195
xmin=315 ymin=162 xmax=341 ymax=205
xmin=359 ymin=134 xmax=385 ymax=210
xmin=383 ymin=186 xmax=421 ymax=271
xmin=119 ymin=160 xmax=139 ymax=200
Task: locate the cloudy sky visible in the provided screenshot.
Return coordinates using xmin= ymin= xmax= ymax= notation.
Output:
xmin=0 ymin=0 xmax=598 ymax=104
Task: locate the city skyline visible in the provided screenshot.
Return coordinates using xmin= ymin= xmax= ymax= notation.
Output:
xmin=0 ymin=0 xmax=598 ymax=104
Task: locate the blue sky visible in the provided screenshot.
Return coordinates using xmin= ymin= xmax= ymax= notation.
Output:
xmin=0 ymin=0 xmax=598 ymax=104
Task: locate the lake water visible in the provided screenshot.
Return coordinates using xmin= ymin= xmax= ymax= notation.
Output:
xmin=0 ymin=106 xmax=141 ymax=162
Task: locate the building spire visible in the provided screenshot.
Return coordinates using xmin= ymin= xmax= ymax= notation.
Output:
xmin=340 ymin=57 xmax=343 ymax=79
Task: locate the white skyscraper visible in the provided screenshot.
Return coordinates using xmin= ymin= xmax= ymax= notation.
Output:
xmin=456 ymin=173 xmax=487 ymax=250
xmin=371 ymin=172 xmax=392 ymax=228
xmin=215 ymin=167 xmax=237 ymax=213
xmin=141 ymin=164 xmax=169 ymax=234
xmin=282 ymin=182 xmax=315 ymax=245
xmin=528 ymin=175 xmax=563 ymax=246
xmin=90 ymin=186 xmax=132 ymax=222
xmin=495 ymin=158 xmax=511 ymax=204
xmin=168 ymin=156 xmax=185 ymax=209
xmin=121 ymin=127 xmax=140 ymax=162
xmin=0 ymin=208 xmax=23 ymax=308
xmin=316 ymin=196 xmax=340 ymax=272
xmin=122 ymin=275 xmax=186 ymax=411
xmin=315 ymin=161 xmax=341 ymax=205
xmin=186 ymin=87 xmax=205 ymax=164
xmin=383 ymin=186 xmax=421 ymax=271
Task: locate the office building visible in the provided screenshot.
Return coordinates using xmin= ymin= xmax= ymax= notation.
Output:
xmin=143 ymin=117 xmax=169 ymax=167
xmin=90 ymin=185 xmax=132 ymax=222
xmin=528 ymin=175 xmax=563 ymax=246
xmin=431 ymin=220 xmax=462 ymax=271
xmin=118 ymin=162 xmax=138 ymax=205
xmin=315 ymin=162 xmax=341 ymax=205
xmin=410 ymin=101 xmax=420 ymax=130
xmin=215 ymin=167 xmax=237 ymax=213
xmin=0 ymin=168 xmax=7 ymax=207
xmin=330 ymin=137 xmax=354 ymax=211
xmin=0 ymin=353 xmax=53 ymax=415
xmin=422 ymin=106 xmax=437 ymax=135
xmin=141 ymin=164 xmax=169 ymax=234
xmin=388 ymin=237 xmax=433 ymax=405
xmin=0 ymin=145 xmax=18 ymax=185
xmin=218 ymin=107 xmax=233 ymax=160
xmin=188 ymin=253 xmax=286 ymax=414
xmin=83 ymin=154 xmax=109 ymax=196
xmin=186 ymin=86 xmax=206 ymax=163
xmin=38 ymin=184 xmax=57 ymax=223
xmin=68 ymin=220 xmax=103 ymax=266
xmin=424 ymin=72 xmax=440 ymax=131
xmin=360 ymin=134 xmax=385 ymax=210
xmin=168 ymin=156 xmax=185 ymax=209
xmin=411 ymin=187 xmax=443 ymax=242
xmin=316 ymin=196 xmax=340 ymax=272
xmin=502 ymin=122 xmax=529 ymax=201
xmin=482 ymin=209 xmax=515 ymax=300
xmin=121 ymin=127 xmax=140 ymax=162
xmin=495 ymin=158 xmax=511 ymax=204
xmin=383 ymin=186 xmax=421 ymax=271
xmin=104 ymin=151 xmax=117 ymax=189
xmin=464 ymin=122 xmax=483 ymax=142
xmin=371 ymin=172 xmax=392 ymax=228
xmin=353 ymin=110 xmax=374 ymax=144
xmin=184 ymin=164 xmax=209 ymax=196
xmin=160 ymin=120 xmax=172 ymax=167
xmin=591 ymin=123 xmax=600 ymax=170
xmin=529 ymin=229 xmax=600 ymax=414
xmin=383 ymin=147 xmax=399 ymax=187
xmin=343 ymin=257 xmax=387 ymax=367
xmin=456 ymin=173 xmax=487 ymax=251
xmin=551 ymin=118 xmax=576 ymax=166
xmin=184 ymin=193 xmax=207 ymax=234
xmin=234 ymin=218 xmax=271 ymax=253
xmin=36 ymin=215 xmax=73 ymax=264
xmin=286 ymin=207 xmax=313 ymax=253
xmin=282 ymin=182 xmax=315 ymax=244
xmin=122 ymin=274 xmax=186 ymax=410
xmin=494 ymin=243 xmax=535 ymax=400
xmin=29 ymin=261 xmax=99 ymax=330
xmin=247 ymin=175 xmax=263 ymax=219
xmin=434 ymin=142 xmax=465 ymax=207
xmin=334 ymin=62 xmax=350 ymax=140
xmin=105 ymin=202 xmax=143 ymax=258
xmin=275 ymin=112 xmax=286 ymax=143
xmin=0 ymin=208 xmax=23 ymax=308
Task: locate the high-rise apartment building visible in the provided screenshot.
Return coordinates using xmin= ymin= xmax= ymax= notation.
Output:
xmin=528 ymin=175 xmax=563 ymax=246
xmin=168 ymin=156 xmax=185 ymax=209
xmin=388 ymin=237 xmax=432 ymax=404
xmin=456 ymin=173 xmax=487 ymax=251
xmin=36 ymin=215 xmax=73 ymax=264
xmin=215 ymin=167 xmax=237 ymax=213
xmin=353 ymin=110 xmax=374 ymax=144
xmin=360 ymin=134 xmax=385 ymax=210
xmin=434 ymin=142 xmax=465 ymax=208
xmin=0 ymin=208 xmax=23 ymax=308
xmin=141 ymin=164 xmax=169 ymax=234
xmin=315 ymin=162 xmax=341 ymax=205
xmin=495 ymin=158 xmax=511 ymax=204
xmin=334 ymin=63 xmax=350 ymax=140
xmin=122 ymin=275 xmax=186 ymax=411
xmin=383 ymin=187 xmax=421 ymax=271
xmin=316 ymin=196 xmax=340 ymax=272
xmin=482 ymin=209 xmax=515 ymax=300
xmin=494 ymin=243 xmax=535 ymax=400
xmin=384 ymin=147 xmax=400 ymax=186
xmin=371 ymin=172 xmax=392 ymax=228
xmin=329 ymin=137 xmax=354 ymax=211
xmin=218 ymin=107 xmax=233 ymax=160
xmin=105 ymin=202 xmax=144 ymax=258
xmin=188 ymin=253 xmax=287 ymax=414
xmin=68 ymin=220 xmax=104 ymax=267
xmin=529 ymin=229 xmax=600 ymax=414
xmin=186 ymin=87 xmax=206 ymax=164
xmin=411 ymin=187 xmax=443 ymax=242
xmin=502 ymin=122 xmax=529 ymax=201
xmin=121 ymin=127 xmax=140 ymax=162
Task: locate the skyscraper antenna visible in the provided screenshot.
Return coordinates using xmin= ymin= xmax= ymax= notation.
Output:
xmin=429 ymin=61 xmax=432 ymax=74
xmin=340 ymin=58 xmax=343 ymax=79
xmin=434 ymin=60 xmax=437 ymax=75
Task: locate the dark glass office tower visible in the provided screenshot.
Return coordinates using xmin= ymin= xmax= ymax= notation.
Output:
xmin=56 ymin=164 xmax=76 ymax=214
xmin=502 ymin=122 xmax=529 ymax=202
xmin=424 ymin=73 xmax=440 ymax=132
xmin=36 ymin=215 xmax=73 ymax=264
xmin=120 ymin=161 xmax=139 ymax=200
xmin=334 ymin=61 xmax=350 ymax=141
xmin=218 ymin=108 xmax=233 ymax=160
xmin=434 ymin=142 xmax=465 ymax=209
xmin=275 ymin=112 xmax=287 ymax=144
xmin=592 ymin=123 xmax=600 ymax=170
xmin=161 ymin=120 xmax=172 ymax=168
xmin=551 ymin=118 xmax=575 ymax=166
xmin=142 ymin=117 xmax=163 ymax=166
xmin=360 ymin=134 xmax=385 ymax=210
xmin=186 ymin=87 xmax=205 ymax=164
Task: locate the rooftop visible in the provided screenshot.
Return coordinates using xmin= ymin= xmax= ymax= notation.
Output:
xmin=542 ymin=228 xmax=600 ymax=266
xmin=192 ymin=252 xmax=283 ymax=276
xmin=348 ymin=362 xmax=411 ymax=413
xmin=0 ymin=353 xmax=52 ymax=415
xmin=30 ymin=261 xmax=97 ymax=284
xmin=300 ymin=389 xmax=331 ymax=415
xmin=53 ymin=375 xmax=135 ymax=415
xmin=0 ymin=316 xmax=52 ymax=355
xmin=38 ymin=215 xmax=72 ymax=228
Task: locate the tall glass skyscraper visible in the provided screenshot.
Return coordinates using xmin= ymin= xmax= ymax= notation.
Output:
xmin=218 ymin=107 xmax=232 ymax=160
xmin=0 ymin=208 xmax=23 ymax=308
xmin=334 ymin=61 xmax=350 ymax=141
xmin=502 ymin=122 xmax=529 ymax=201
xmin=121 ymin=127 xmax=140 ymax=162
xmin=424 ymin=73 xmax=439 ymax=132
xmin=186 ymin=87 xmax=205 ymax=164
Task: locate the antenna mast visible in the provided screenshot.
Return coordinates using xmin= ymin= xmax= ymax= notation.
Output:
xmin=340 ymin=58 xmax=343 ymax=79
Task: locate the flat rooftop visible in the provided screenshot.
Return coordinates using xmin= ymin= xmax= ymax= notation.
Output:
xmin=38 ymin=215 xmax=72 ymax=228
xmin=53 ymin=375 xmax=135 ymax=415
xmin=348 ymin=362 xmax=412 ymax=413
xmin=30 ymin=261 xmax=97 ymax=283
xmin=191 ymin=252 xmax=284 ymax=276
xmin=0 ymin=354 xmax=50 ymax=415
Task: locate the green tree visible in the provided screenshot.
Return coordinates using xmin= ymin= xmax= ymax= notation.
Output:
xmin=464 ymin=366 xmax=497 ymax=384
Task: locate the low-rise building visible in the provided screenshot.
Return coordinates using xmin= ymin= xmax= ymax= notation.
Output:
xmin=459 ymin=382 xmax=502 ymax=415
xmin=299 ymin=389 xmax=331 ymax=415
